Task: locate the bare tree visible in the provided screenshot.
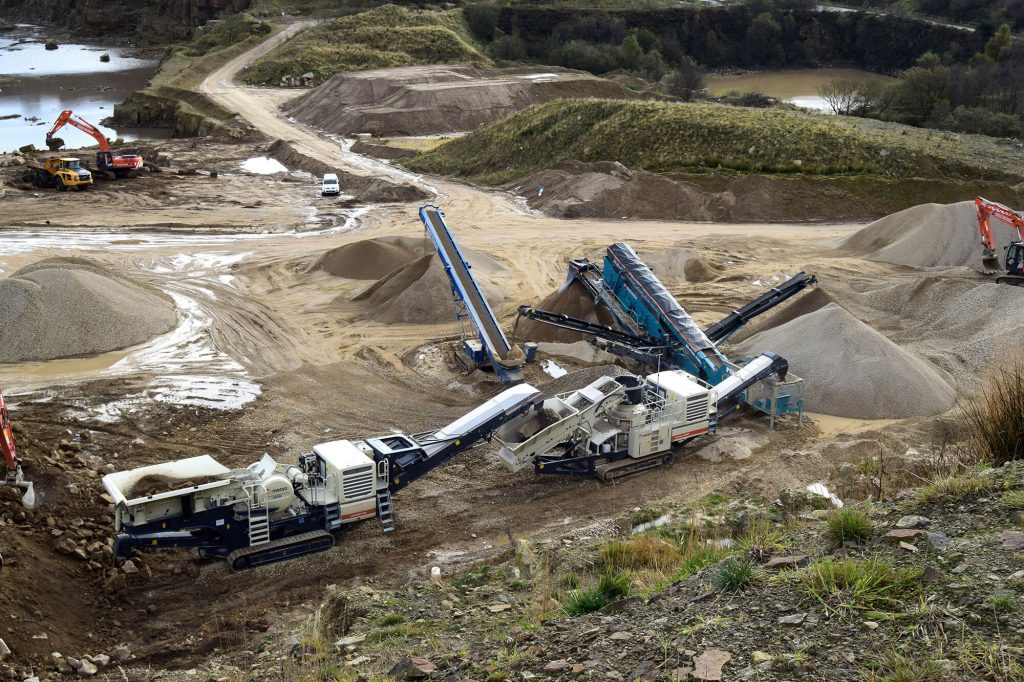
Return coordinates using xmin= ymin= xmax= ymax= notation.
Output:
xmin=818 ymin=78 xmax=885 ymax=116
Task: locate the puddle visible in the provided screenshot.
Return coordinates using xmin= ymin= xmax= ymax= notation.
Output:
xmin=240 ymin=156 xmax=288 ymax=174
xmin=807 ymin=481 xmax=844 ymax=508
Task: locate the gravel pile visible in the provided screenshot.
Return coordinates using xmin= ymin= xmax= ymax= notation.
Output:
xmin=0 ymin=258 xmax=177 ymax=363
xmin=350 ymin=248 xmax=508 ymax=325
xmin=734 ymin=302 xmax=955 ymax=419
xmin=841 ymin=201 xmax=1015 ymax=268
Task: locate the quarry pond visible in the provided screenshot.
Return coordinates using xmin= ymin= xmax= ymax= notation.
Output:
xmin=0 ymin=24 xmax=161 ymax=152
xmin=705 ymin=67 xmax=895 ymax=112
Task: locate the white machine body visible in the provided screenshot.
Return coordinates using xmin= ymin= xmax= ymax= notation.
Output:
xmin=495 ymin=370 xmax=714 ymax=472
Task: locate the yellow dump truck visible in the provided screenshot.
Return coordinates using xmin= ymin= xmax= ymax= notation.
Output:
xmin=30 ymin=157 xmax=93 ymax=191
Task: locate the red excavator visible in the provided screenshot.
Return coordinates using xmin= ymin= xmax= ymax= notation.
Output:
xmin=1 ymin=389 xmax=35 ymax=509
xmin=45 ymin=109 xmax=143 ymax=178
xmin=976 ymin=196 xmax=1024 ymax=286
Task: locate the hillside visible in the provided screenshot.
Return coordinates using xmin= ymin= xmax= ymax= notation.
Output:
xmin=405 ymin=98 xmax=1024 ymax=185
xmin=239 ymin=5 xmax=489 ymax=86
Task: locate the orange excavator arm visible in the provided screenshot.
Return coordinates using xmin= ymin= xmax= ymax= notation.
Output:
xmin=975 ymin=196 xmax=1024 ymax=262
xmin=46 ymin=109 xmax=112 ymax=152
xmin=1 ymin=389 xmax=19 ymax=474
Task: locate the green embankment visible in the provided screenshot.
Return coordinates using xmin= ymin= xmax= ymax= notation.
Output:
xmin=112 ymin=16 xmax=274 ymax=136
xmin=406 ymin=98 xmax=1024 ymax=185
xmin=240 ymin=5 xmax=489 ymax=87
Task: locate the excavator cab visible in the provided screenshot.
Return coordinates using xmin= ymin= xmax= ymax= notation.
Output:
xmin=1006 ymin=242 xmax=1024 ymax=276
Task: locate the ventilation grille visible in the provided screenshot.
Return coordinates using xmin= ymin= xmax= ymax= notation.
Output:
xmin=686 ymin=395 xmax=709 ymax=423
xmin=342 ymin=465 xmax=374 ymax=500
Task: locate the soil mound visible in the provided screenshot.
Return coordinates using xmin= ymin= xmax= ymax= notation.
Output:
xmin=515 ymin=280 xmax=615 ymax=343
xmin=733 ymin=302 xmax=955 ymax=419
xmin=266 ymin=140 xmax=429 ymax=204
xmin=637 ymin=245 xmax=723 ymax=283
xmin=0 ymin=257 xmax=177 ymax=363
xmin=287 ymin=65 xmax=641 ymax=136
xmin=730 ymin=287 xmax=836 ymax=343
xmin=841 ymin=201 xmax=1012 ymax=268
xmin=508 ymin=161 xmax=728 ymax=221
xmin=351 ymin=247 xmax=508 ymax=324
xmin=317 ymin=236 xmax=429 ymax=280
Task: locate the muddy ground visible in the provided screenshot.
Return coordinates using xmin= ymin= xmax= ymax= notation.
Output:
xmin=0 ymin=24 xmax=1018 ymax=678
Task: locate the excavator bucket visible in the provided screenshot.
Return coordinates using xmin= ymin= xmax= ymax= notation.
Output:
xmin=46 ymin=136 xmax=65 ymax=151
xmin=18 ymin=478 xmax=35 ymax=509
xmin=982 ymin=254 xmax=1002 ymax=272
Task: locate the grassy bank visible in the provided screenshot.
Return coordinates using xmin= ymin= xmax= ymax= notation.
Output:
xmin=112 ymin=16 xmax=276 ymax=136
xmin=405 ymin=98 xmax=1024 ymax=185
xmin=240 ymin=5 xmax=489 ymax=87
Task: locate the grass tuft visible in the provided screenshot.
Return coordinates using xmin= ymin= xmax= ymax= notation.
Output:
xmin=825 ymin=507 xmax=873 ymax=547
xmin=960 ymin=359 xmax=1024 ymax=466
xmin=916 ymin=472 xmax=995 ymax=506
xmin=800 ymin=558 xmax=921 ymax=615
xmin=864 ymin=653 xmax=946 ymax=682
xmin=599 ymin=536 xmax=682 ymax=572
xmin=713 ymin=558 xmax=755 ymax=592
xmin=1001 ymin=489 xmax=1024 ymax=510
xmin=561 ymin=571 xmax=630 ymax=616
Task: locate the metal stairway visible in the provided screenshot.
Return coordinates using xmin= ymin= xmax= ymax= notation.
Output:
xmin=324 ymin=501 xmax=342 ymax=531
xmin=376 ymin=489 xmax=396 ymax=533
xmin=244 ymin=483 xmax=270 ymax=547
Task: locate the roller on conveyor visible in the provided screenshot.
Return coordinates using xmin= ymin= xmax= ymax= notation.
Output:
xmin=419 ymin=206 xmax=528 ymax=383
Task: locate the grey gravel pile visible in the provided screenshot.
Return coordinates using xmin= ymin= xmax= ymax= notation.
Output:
xmin=0 ymin=258 xmax=178 ymax=363
xmin=734 ymin=302 xmax=956 ymax=419
xmin=841 ymin=201 xmax=1016 ymax=268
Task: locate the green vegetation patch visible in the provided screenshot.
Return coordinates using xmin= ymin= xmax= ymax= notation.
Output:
xmin=406 ymin=98 xmax=1007 ymax=185
xmin=800 ymin=558 xmax=921 ymax=615
xmin=825 ymin=507 xmax=874 ymax=547
xmin=241 ymin=5 xmax=489 ymax=86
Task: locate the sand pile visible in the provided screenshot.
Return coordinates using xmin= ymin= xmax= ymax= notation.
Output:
xmin=841 ymin=201 xmax=1015 ymax=268
xmin=515 ymin=280 xmax=615 ymax=343
xmin=730 ymin=287 xmax=836 ymax=343
xmin=317 ymin=236 xmax=429 ymax=280
xmin=508 ymin=161 xmax=729 ymax=222
xmin=350 ymin=245 xmax=508 ymax=324
xmin=286 ymin=65 xmax=641 ymax=136
xmin=0 ymin=257 xmax=177 ymax=363
xmin=733 ymin=303 xmax=955 ymax=419
xmin=266 ymin=140 xmax=428 ymax=204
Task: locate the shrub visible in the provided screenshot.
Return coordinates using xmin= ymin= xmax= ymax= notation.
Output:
xmin=960 ymin=359 xmax=1024 ymax=465
xmin=825 ymin=508 xmax=873 ymax=547
xmin=801 ymin=559 xmax=921 ymax=614
xmin=714 ymin=558 xmax=755 ymax=592
xmin=943 ymin=106 xmax=1024 ymax=138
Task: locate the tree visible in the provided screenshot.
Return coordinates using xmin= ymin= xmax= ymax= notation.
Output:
xmin=984 ymin=22 xmax=1012 ymax=61
xmin=667 ymin=56 xmax=705 ymax=101
xmin=464 ymin=2 xmax=500 ymax=42
xmin=746 ymin=12 xmax=785 ymax=65
xmin=818 ymin=79 xmax=885 ymax=116
xmin=619 ymin=32 xmax=644 ymax=71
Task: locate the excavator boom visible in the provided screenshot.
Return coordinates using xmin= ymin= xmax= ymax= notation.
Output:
xmin=45 ymin=109 xmax=143 ymax=174
xmin=0 ymin=390 xmax=35 ymax=508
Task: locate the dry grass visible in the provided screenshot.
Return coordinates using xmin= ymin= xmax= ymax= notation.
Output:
xmin=960 ymin=358 xmax=1024 ymax=466
xmin=915 ymin=471 xmax=996 ymax=506
xmin=599 ymin=536 xmax=682 ymax=572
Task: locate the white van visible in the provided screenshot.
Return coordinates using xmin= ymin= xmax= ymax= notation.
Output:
xmin=321 ymin=173 xmax=340 ymax=196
